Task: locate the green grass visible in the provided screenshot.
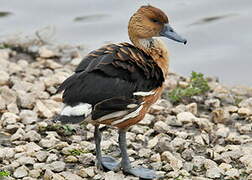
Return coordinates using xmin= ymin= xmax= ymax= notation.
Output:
xmin=69 ymin=149 xmax=89 ymax=156
xmin=0 ymin=170 xmax=10 ymax=177
xmin=168 ymin=71 xmax=210 ymax=103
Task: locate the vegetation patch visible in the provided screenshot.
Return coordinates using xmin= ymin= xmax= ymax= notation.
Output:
xmin=0 ymin=170 xmax=10 ymax=177
xmin=168 ymin=71 xmax=210 ymax=103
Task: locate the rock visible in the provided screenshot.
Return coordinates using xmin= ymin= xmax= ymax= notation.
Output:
xmin=239 ymin=97 xmax=252 ymax=108
xmin=148 ymin=135 xmax=159 ymax=149
xmin=35 ymin=151 xmax=49 ymax=162
xmin=238 ymin=107 xmax=251 ymax=116
xmin=0 ymin=49 xmax=10 ymax=59
xmin=0 ymin=70 xmax=9 ymax=85
xmin=104 ymin=171 xmax=125 ymax=180
xmin=78 ymin=153 xmax=95 ymax=166
xmin=153 ymin=121 xmax=169 ymax=133
xmin=0 ymin=86 xmax=17 ymax=105
xmin=13 ymin=165 xmax=28 ymax=178
xmin=172 ymin=104 xmax=186 ymax=114
xmin=24 ymin=142 xmax=42 ymax=152
xmin=204 ymin=159 xmax=223 ymax=178
xmin=24 ymin=130 xmax=41 ymax=142
xmin=219 ymin=163 xmax=232 ymax=172
xmin=211 ymin=108 xmax=230 ymax=124
xmin=20 ymin=110 xmax=37 ymax=124
xmin=150 ymin=153 xmax=161 ymax=162
xmin=78 ymin=167 xmax=95 ymax=177
xmin=225 ymin=168 xmax=239 ymax=178
xmin=205 ymin=98 xmax=220 ymax=108
xmin=182 ymin=149 xmax=194 ymax=161
xmin=29 ymin=169 xmax=42 ymax=178
xmin=10 ymin=128 xmax=26 ymax=141
xmin=39 ymin=46 xmax=57 ymax=58
xmin=7 ymin=103 xmax=19 ymax=114
xmin=170 ymin=137 xmax=187 ymax=150
xmin=138 ymin=148 xmax=152 ymax=158
xmin=46 ymin=153 xmax=58 ymax=163
xmin=225 ymin=105 xmax=238 ymax=113
xmin=17 ymin=156 xmax=35 ymax=165
xmin=186 ymin=102 xmax=198 ymax=115
xmin=16 ymin=90 xmax=36 ymax=109
xmin=1 ymin=112 xmax=20 ymax=126
xmin=149 ymin=104 xmax=165 ymax=114
xmin=39 ymin=138 xmax=57 ymax=148
xmin=237 ymin=123 xmax=252 ymax=134
xmin=161 ymin=151 xmax=183 ymax=171
xmin=177 ymin=112 xmax=197 ymax=124
xmin=35 ymin=100 xmax=54 ymax=118
xmin=215 ymin=125 xmax=230 ymax=137
xmin=65 ymin=155 xmax=78 ymax=163
xmin=60 ymin=171 xmax=83 ymax=180
xmin=194 ymin=118 xmax=213 ymax=132
xmin=48 ymin=161 xmax=65 ymax=172
xmin=139 ymin=113 xmax=154 ymax=125
xmin=45 ymin=59 xmax=62 ymax=69
xmin=192 ymin=156 xmax=206 ymax=170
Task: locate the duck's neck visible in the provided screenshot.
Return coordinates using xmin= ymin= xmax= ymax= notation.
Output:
xmin=131 ymin=37 xmax=169 ymax=77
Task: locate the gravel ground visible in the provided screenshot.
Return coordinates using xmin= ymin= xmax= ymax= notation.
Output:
xmin=0 ymin=39 xmax=252 ymax=180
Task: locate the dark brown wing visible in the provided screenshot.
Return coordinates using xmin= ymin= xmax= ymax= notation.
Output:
xmin=57 ymin=42 xmax=164 ymax=110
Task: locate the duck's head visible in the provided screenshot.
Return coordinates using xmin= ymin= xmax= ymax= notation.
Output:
xmin=128 ymin=5 xmax=187 ymax=50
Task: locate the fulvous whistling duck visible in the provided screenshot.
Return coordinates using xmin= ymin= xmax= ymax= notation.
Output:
xmin=55 ymin=5 xmax=186 ymax=179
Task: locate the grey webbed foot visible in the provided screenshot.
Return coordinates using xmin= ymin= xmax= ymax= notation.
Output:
xmin=100 ymin=156 xmax=120 ymax=171
xmin=123 ymin=167 xmax=157 ymax=179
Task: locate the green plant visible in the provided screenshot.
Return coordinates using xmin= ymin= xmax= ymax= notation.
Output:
xmin=0 ymin=170 xmax=10 ymax=177
xmin=69 ymin=149 xmax=89 ymax=156
xmin=168 ymin=71 xmax=210 ymax=103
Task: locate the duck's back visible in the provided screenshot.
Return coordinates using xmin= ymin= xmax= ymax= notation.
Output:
xmin=58 ymin=43 xmax=164 ymax=106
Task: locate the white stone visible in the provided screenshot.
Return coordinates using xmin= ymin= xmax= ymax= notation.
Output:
xmin=0 ymin=70 xmax=9 ymax=85
xmin=20 ymin=110 xmax=37 ymax=124
xmin=48 ymin=161 xmax=65 ymax=172
xmin=13 ymin=165 xmax=28 ymax=178
xmin=161 ymin=151 xmax=182 ymax=171
xmin=177 ymin=112 xmax=197 ymax=124
xmin=153 ymin=121 xmax=169 ymax=133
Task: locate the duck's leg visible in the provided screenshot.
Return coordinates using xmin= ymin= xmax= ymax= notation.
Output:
xmin=119 ymin=129 xmax=157 ymax=179
xmin=94 ymin=125 xmax=120 ymax=171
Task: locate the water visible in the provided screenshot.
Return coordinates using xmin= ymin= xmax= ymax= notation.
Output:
xmin=0 ymin=0 xmax=252 ymax=86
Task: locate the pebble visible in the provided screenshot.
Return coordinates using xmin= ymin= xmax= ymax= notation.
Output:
xmin=24 ymin=130 xmax=41 ymax=142
xmin=186 ymin=102 xmax=198 ymax=115
xmin=48 ymin=161 xmax=66 ymax=172
xmin=147 ymin=135 xmax=159 ymax=149
xmin=153 ymin=120 xmax=170 ymax=133
xmin=1 ymin=41 xmax=252 ymax=179
xmin=13 ymin=165 xmax=28 ymax=178
xmin=225 ymin=168 xmax=240 ymax=178
xmin=161 ymin=151 xmax=183 ymax=171
xmin=177 ymin=112 xmax=197 ymax=124
xmin=60 ymin=171 xmax=83 ymax=180
xmin=212 ymin=108 xmax=230 ymax=124
xmin=0 ymin=70 xmax=9 ymax=85
xmin=20 ymin=110 xmax=37 ymax=124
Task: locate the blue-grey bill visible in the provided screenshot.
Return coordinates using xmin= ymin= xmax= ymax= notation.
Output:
xmin=160 ymin=24 xmax=187 ymax=44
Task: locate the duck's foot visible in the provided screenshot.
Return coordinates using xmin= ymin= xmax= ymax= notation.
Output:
xmin=100 ymin=156 xmax=120 ymax=171
xmin=123 ymin=167 xmax=157 ymax=179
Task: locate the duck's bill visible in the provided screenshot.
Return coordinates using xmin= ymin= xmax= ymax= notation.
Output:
xmin=160 ymin=24 xmax=187 ymax=44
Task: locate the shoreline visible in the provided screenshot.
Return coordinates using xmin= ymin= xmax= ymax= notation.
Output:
xmin=0 ymin=40 xmax=252 ymax=179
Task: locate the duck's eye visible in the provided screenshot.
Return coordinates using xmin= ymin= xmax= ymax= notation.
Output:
xmin=151 ymin=18 xmax=159 ymax=23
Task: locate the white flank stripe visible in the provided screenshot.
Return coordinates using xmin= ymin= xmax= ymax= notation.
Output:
xmin=127 ymin=104 xmax=138 ymax=108
xmin=133 ymin=91 xmax=155 ymax=96
xmin=97 ymin=110 xmax=129 ymax=122
xmin=111 ymin=105 xmax=143 ymax=125
xmin=61 ymin=103 xmax=92 ymax=117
